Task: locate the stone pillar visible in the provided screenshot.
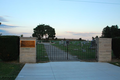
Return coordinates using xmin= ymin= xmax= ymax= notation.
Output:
xmin=96 ymin=38 xmax=112 ymax=62
xmin=20 ymin=37 xmax=36 ymax=63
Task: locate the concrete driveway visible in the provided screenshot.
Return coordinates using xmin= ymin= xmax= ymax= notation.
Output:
xmin=15 ymin=62 xmax=120 ymax=80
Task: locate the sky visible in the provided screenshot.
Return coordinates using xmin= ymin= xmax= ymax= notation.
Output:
xmin=0 ymin=0 xmax=120 ymax=40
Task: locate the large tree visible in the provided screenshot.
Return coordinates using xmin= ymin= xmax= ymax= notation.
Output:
xmin=32 ymin=24 xmax=56 ymax=39
xmin=101 ymin=25 xmax=120 ymax=38
xmin=102 ymin=26 xmax=111 ymax=38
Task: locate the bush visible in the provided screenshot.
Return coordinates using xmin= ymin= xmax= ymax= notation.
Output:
xmin=0 ymin=36 xmax=20 ymax=61
xmin=112 ymin=37 xmax=120 ymax=58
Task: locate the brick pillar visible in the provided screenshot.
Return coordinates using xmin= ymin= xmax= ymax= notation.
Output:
xmin=96 ymin=38 xmax=112 ymax=62
xmin=20 ymin=37 xmax=36 ymax=63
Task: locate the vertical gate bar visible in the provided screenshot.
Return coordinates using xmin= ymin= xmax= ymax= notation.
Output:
xmin=52 ymin=45 xmax=53 ymax=61
xmin=67 ymin=44 xmax=68 ymax=60
xmin=40 ymin=44 xmax=41 ymax=61
xmin=41 ymin=45 xmax=45 ymax=61
xmin=38 ymin=44 xmax=42 ymax=61
xmin=39 ymin=44 xmax=40 ymax=61
xmin=38 ymin=44 xmax=39 ymax=62
xmin=50 ymin=45 xmax=51 ymax=61
xmin=54 ymin=45 xmax=55 ymax=61
xmin=53 ymin=45 xmax=57 ymax=60
xmin=63 ymin=46 xmax=67 ymax=60
xmin=64 ymin=45 xmax=65 ymax=60
xmin=40 ymin=43 xmax=41 ymax=61
xmin=86 ymin=46 xmax=88 ymax=60
xmin=37 ymin=44 xmax=40 ymax=61
xmin=86 ymin=43 xmax=87 ymax=61
xmin=54 ymin=44 xmax=59 ymax=60
xmin=51 ymin=45 xmax=52 ymax=61
xmin=41 ymin=44 xmax=42 ymax=61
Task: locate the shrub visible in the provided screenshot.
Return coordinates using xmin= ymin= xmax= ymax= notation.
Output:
xmin=0 ymin=36 xmax=20 ymax=61
xmin=112 ymin=37 xmax=120 ymax=58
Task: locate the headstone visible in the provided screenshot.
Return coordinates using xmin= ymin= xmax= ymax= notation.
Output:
xmin=74 ymin=49 xmax=78 ymax=50
xmin=81 ymin=42 xmax=83 ymax=47
xmin=64 ymin=41 xmax=67 ymax=46
xmin=82 ymin=49 xmax=86 ymax=52
xmin=61 ymin=40 xmax=64 ymax=44
xmin=66 ymin=40 xmax=69 ymax=45
xmin=59 ymin=41 xmax=61 ymax=45
xmin=90 ymin=39 xmax=96 ymax=48
xmin=72 ymin=41 xmax=75 ymax=44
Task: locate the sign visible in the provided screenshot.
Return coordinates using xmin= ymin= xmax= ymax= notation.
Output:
xmin=20 ymin=41 xmax=35 ymax=47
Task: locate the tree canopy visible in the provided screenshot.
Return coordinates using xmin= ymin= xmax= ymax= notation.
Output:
xmin=101 ymin=25 xmax=120 ymax=38
xmin=32 ymin=24 xmax=56 ymax=39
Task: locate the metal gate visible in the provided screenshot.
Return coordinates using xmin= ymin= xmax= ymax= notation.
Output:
xmin=37 ymin=41 xmax=97 ymax=62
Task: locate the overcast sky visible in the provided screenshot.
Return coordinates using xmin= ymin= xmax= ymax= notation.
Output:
xmin=0 ymin=0 xmax=120 ymax=40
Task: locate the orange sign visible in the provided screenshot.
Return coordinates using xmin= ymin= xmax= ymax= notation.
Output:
xmin=21 ymin=41 xmax=35 ymax=47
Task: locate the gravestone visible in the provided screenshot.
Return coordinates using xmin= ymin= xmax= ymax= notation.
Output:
xmin=61 ymin=40 xmax=64 ymax=44
xmin=64 ymin=40 xmax=67 ymax=46
xmin=59 ymin=41 xmax=61 ymax=45
xmin=66 ymin=40 xmax=69 ymax=45
xmin=72 ymin=41 xmax=75 ymax=44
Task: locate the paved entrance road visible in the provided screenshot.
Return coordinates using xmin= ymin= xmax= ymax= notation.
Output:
xmin=16 ymin=62 xmax=120 ymax=80
xmin=43 ymin=43 xmax=79 ymax=61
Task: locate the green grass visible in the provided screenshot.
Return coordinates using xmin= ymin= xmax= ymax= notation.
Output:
xmin=110 ymin=62 xmax=120 ymax=67
xmin=52 ymin=41 xmax=96 ymax=61
xmin=37 ymin=44 xmax=49 ymax=62
xmin=0 ymin=62 xmax=24 ymax=80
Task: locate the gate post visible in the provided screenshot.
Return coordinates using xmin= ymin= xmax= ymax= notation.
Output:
xmin=96 ymin=38 xmax=112 ymax=62
xmin=20 ymin=37 xmax=36 ymax=63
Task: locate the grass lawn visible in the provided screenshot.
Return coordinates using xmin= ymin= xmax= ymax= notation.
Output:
xmin=37 ymin=44 xmax=49 ymax=62
xmin=0 ymin=61 xmax=24 ymax=80
xmin=52 ymin=41 xmax=97 ymax=61
xmin=110 ymin=62 xmax=120 ymax=67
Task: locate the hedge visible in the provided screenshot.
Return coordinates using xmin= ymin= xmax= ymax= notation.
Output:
xmin=0 ymin=36 xmax=20 ymax=61
xmin=112 ymin=37 xmax=120 ymax=58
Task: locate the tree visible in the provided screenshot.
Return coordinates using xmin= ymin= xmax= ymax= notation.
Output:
xmin=0 ymin=22 xmax=2 ymax=36
xmin=32 ymin=24 xmax=56 ymax=39
xmin=21 ymin=34 xmax=23 ymax=37
xmin=95 ymin=36 xmax=98 ymax=38
xmin=102 ymin=26 xmax=111 ymax=38
xmin=79 ymin=38 xmax=82 ymax=41
xmin=111 ymin=25 xmax=119 ymax=38
xmin=101 ymin=25 xmax=120 ymax=38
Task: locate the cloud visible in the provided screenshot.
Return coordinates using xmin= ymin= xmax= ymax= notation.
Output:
xmin=66 ymin=31 xmax=101 ymax=39
xmin=0 ymin=16 xmax=8 ymax=22
xmin=0 ymin=30 xmax=6 ymax=33
xmin=0 ymin=29 xmax=32 ymax=36
xmin=0 ymin=24 xmax=19 ymax=28
xmin=0 ymin=23 xmax=32 ymax=36
xmin=0 ymin=29 xmax=10 ymax=35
